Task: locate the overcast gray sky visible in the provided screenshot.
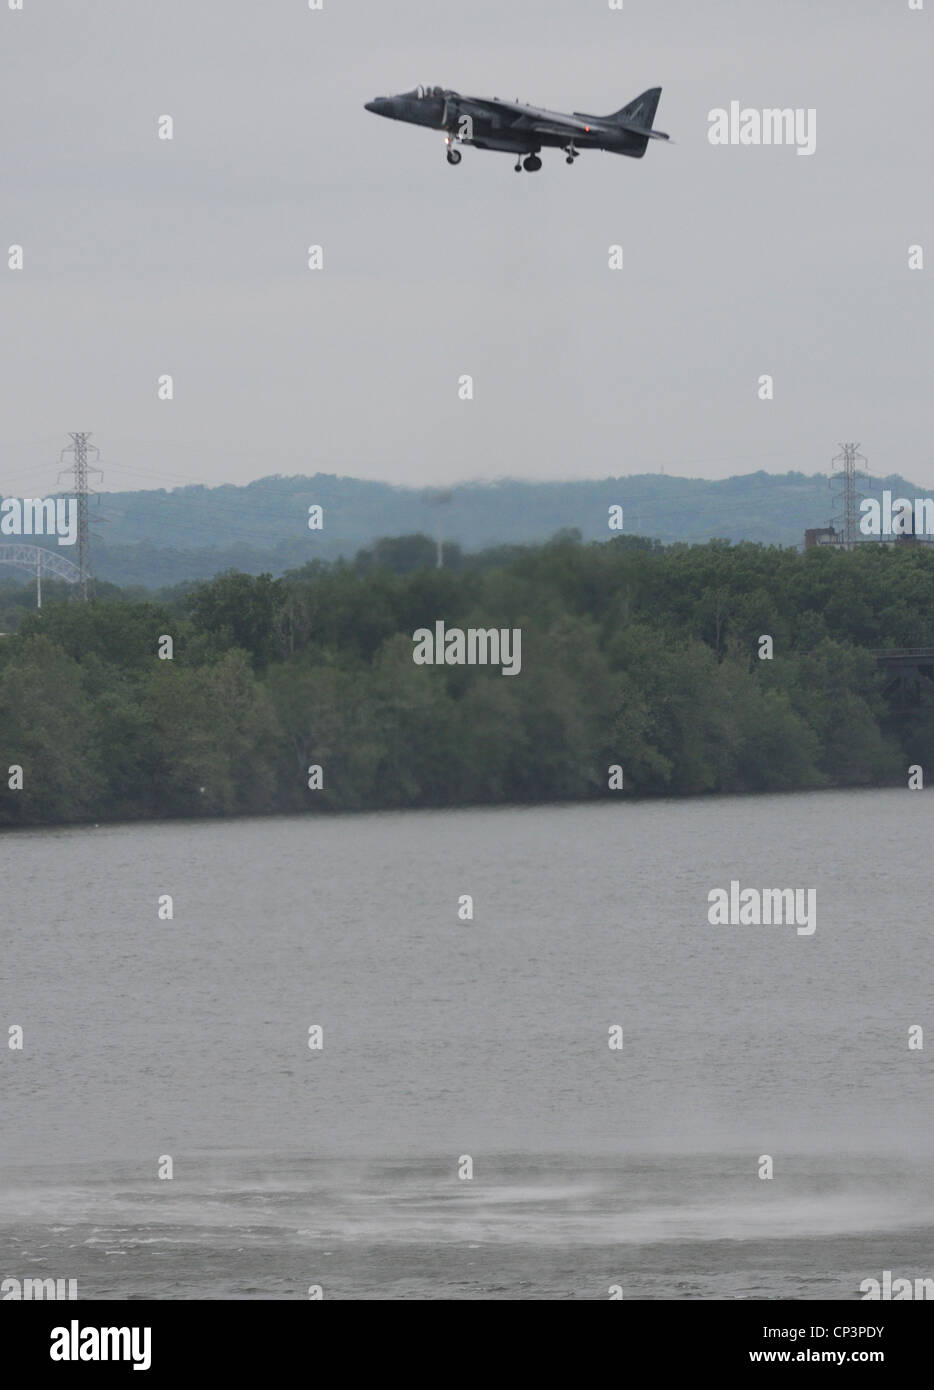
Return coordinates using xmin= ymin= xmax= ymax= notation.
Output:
xmin=3 ymin=0 xmax=932 ymax=497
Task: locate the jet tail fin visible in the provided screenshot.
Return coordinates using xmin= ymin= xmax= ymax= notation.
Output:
xmin=606 ymin=88 xmax=668 ymax=155
xmin=613 ymin=87 xmax=662 ymax=129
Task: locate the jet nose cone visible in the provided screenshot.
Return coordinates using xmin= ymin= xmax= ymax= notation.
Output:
xmin=365 ymin=98 xmax=388 ymax=115
xmin=365 ymin=100 xmax=378 ymax=113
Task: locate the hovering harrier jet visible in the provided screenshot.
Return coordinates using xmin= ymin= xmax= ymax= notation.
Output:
xmin=364 ymin=84 xmax=669 ymax=171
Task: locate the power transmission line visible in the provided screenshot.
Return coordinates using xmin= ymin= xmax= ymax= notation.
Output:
xmin=57 ymin=432 xmax=103 ymax=600
xmin=830 ymin=443 xmax=871 ymax=549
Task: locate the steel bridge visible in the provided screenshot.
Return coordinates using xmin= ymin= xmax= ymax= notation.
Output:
xmin=871 ymin=647 xmax=934 ymax=712
xmin=0 ymin=544 xmax=81 ymax=607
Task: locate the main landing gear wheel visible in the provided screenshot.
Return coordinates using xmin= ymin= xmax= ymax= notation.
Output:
xmin=523 ymin=155 xmax=542 ymax=172
xmin=446 ymin=148 xmax=462 ymax=165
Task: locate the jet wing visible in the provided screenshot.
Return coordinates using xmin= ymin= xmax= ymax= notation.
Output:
xmin=477 ymin=97 xmax=593 ymax=135
xmin=523 ymin=121 xmax=590 ymax=140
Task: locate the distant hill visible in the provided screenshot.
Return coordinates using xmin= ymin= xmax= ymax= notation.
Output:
xmin=8 ymin=468 xmax=933 ymax=590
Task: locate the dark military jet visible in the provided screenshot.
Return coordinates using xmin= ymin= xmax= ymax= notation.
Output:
xmin=364 ymin=84 xmax=669 ymax=171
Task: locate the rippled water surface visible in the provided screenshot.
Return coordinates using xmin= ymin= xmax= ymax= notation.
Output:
xmin=3 ymin=791 xmax=931 ymax=1297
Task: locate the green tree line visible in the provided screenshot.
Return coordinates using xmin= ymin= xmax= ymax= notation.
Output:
xmin=1 ymin=532 xmax=932 ymax=826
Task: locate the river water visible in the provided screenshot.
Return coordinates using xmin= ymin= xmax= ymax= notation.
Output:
xmin=2 ymin=789 xmax=932 ymax=1298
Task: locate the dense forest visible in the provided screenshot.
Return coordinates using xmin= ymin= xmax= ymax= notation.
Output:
xmin=1 ymin=531 xmax=932 ymax=827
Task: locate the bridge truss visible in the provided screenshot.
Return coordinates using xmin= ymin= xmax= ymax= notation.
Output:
xmin=0 ymin=544 xmax=81 ymax=607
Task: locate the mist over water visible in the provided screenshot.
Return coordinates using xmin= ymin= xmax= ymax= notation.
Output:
xmin=3 ymin=789 xmax=931 ymax=1296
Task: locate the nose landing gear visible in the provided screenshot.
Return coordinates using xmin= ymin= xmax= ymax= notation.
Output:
xmin=446 ymin=147 xmax=462 ymax=165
